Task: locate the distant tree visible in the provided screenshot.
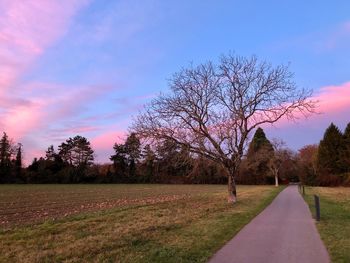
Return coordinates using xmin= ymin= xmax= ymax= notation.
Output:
xmin=58 ymin=136 xmax=94 ymax=167
xmin=155 ymin=138 xmax=192 ymax=181
xmin=339 ymin=123 xmax=350 ymax=173
xmin=132 ymin=53 xmax=316 ymax=203
xmin=245 ymin=128 xmax=274 ymax=184
xmin=58 ymin=142 xmax=73 ymax=166
xmin=140 ymin=144 xmax=156 ymax=182
xmin=317 ymin=123 xmax=343 ymax=175
xmin=57 ymin=136 xmax=94 ymax=183
xmin=0 ymin=133 xmax=12 ymax=166
xmin=124 ymin=133 xmax=141 ymax=178
xmin=110 ymin=133 xmax=141 ymax=182
xmin=0 ymin=132 xmax=15 ymax=182
xmin=110 ymin=143 xmax=128 ymax=182
xmin=247 ymin=128 xmax=274 ymax=157
xmin=298 ymin=144 xmax=318 ymax=185
xmin=267 ymin=139 xmax=295 ymax=186
xmin=14 ymin=143 xmax=22 ymax=180
xmin=45 ymin=145 xmax=56 ymax=161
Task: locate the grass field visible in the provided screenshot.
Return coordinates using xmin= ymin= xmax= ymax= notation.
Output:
xmin=0 ymin=184 xmax=283 ymax=263
xmin=304 ymin=187 xmax=350 ymax=263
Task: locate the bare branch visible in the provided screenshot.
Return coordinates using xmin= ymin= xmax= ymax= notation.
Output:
xmin=131 ymin=53 xmax=317 ymax=202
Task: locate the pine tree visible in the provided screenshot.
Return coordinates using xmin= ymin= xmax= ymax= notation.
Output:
xmin=140 ymin=144 xmax=156 ymax=182
xmin=339 ymin=123 xmax=350 ymax=173
xmin=246 ymin=128 xmax=274 ymax=184
xmin=0 ymin=132 xmax=12 ymax=167
xmin=110 ymin=141 xmax=128 ymax=182
xmin=247 ymin=128 xmax=274 ymax=157
xmin=124 ymin=133 xmax=141 ymax=175
xmin=0 ymin=132 xmax=14 ymax=182
xmin=45 ymin=145 xmax=56 ymax=161
xmin=58 ymin=136 xmax=94 ymax=167
xmin=57 ymin=136 xmax=94 ymax=183
xmin=317 ymin=123 xmax=343 ymax=175
xmin=14 ymin=143 xmax=22 ymax=180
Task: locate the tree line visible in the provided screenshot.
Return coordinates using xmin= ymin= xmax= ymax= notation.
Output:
xmin=2 ymin=122 xmax=349 ymax=186
xmin=0 ymin=132 xmax=228 ymax=184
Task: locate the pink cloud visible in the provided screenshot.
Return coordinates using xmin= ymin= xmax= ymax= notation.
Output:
xmin=314 ymin=82 xmax=350 ymax=112
xmin=91 ymin=130 xmax=126 ymax=163
xmin=0 ymin=0 xmax=88 ymax=92
xmin=0 ymin=98 xmax=46 ymax=139
xmin=265 ymin=81 xmax=350 ymax=134
xmin=260 ymin=82 xmax=350 ymax=153
xmin=92 ymin=131 xmax=125 ymax=150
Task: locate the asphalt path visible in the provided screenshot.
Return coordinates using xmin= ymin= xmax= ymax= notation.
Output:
xmin=208 ymin=185 xmax=330 ymax=263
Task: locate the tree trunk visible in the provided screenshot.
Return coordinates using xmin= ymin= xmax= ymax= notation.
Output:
xmin=275 ymin=174 xmax=279 ymax=187
xmin=228 ymin=174 xmax=237 ymax=203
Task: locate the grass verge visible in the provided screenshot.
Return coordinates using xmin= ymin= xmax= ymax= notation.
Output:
xmin=0 ymin=185 xmax=283 ymax=263
xmin=304 ymin=187 xmax=350 ymax=263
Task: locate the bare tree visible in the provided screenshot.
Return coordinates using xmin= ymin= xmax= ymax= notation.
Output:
xmin=132 ymin=53 xmax=317 ymax=203
xmin=267 ymin=139 xmax=295 ymax=187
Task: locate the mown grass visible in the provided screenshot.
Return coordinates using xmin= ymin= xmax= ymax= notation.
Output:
xmin=0 ymin=184 xmax=283 ymax=263
xmin=304 ymin=187 xmax=350 ymax=263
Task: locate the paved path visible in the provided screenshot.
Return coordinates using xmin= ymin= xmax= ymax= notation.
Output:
xmin=208 ymin=186 xmax=330 ymax=263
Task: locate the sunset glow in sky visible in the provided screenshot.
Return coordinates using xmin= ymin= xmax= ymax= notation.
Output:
xmin=1 ymin=0 xmax=350 ymax=164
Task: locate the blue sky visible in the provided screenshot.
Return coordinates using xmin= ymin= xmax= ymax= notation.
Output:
xmin=1 ymin=0 xmax=350 ymax=163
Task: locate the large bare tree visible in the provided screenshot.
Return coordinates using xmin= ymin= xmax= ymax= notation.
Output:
xmin=132 ymin=53 xmax=317 ymax=203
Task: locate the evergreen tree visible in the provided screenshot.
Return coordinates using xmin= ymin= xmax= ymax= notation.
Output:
xmin=140 ymin=144 xmax=156 ymax=182
xmin=124 ymin=133 xmax=141 ymax=178
xmin=0 ymin=132 xmax=12 ymax=166
xmin=57 ymin=136 xmax=94 ymax=182
xmin=14 ymin=143 xmax=22 ymax=180
xmin=339 ymin=123 xmax=350 ymax=173
xmin=0 ymin=132 xmax=14 ymax=182
xmin=246 ymin=127 xmax=274 ymax=184
xmin=156 ymin=138 xmax=181 ymax=177
xmin=155 ymin=138 xmax=192 ymax=179
xmin=45 ymin=145 xmax=55 ymax=161
xmin=58 ymin=142 xmax=72 ymax=165
xmin=58 ymin=136 xmax=94 ymax=167
xmin=317 ymin=123 xmax=343 ymax=175
xmin=247 ymin=128 xmax=274 ymax=157
xmin=110 ymin=143 xmax=128 ymax=181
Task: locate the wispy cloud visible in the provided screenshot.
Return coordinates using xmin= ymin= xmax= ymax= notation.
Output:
xmin=319 ymin=21 xmax=350 ymax=51
xmin=271 ymin=21 xmax=350 ymax=53
xmin=0 ymin=0 xmax=89 ymax=163
xmin=74 ymin=0 xmax=159 ymax=44
xmin=0 ymin=0 xmax=89 ymax=92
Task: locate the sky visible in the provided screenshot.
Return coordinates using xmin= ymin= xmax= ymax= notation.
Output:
xmin=1 ymin=0 xmax=350 ymax=164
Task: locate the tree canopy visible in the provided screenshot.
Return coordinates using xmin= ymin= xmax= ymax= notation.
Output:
xmin=317 ymin=123 xmax=343 ymax=175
